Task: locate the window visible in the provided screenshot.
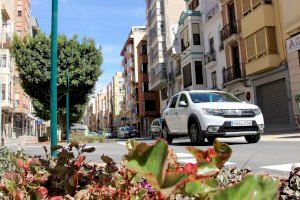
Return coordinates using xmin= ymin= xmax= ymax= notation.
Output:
xmin=189 ymin=92 xmax=241 ymax=103
xmin=195 ymin=61 xmax=203 ymax=85
xmin=18 ymin=10 xmax=22 ymax=16
xmin=179 ymin=94 xmax=189 ymax=106
xmin=1 ymin=55 xmax=7 ymax=68
xmin=169 ymin=94 xmax=179 ymax=108
xmin=192 ymin=23 xmax=201 ymax=45
xmin=188 ymin=0 xmax=199 ymax=10
xmin=180 ymin=26 xmax=190 ymax=51
xmin=141 ymin=63 xmax=148 ymax=73
xmin=242 ymin=0 xmax=272 ymax=16
xmin=209 ymin=37 xmax=215 ymax=53
xmin=140 ymin=45 xmax=147 ymax=55
xmin=212 ymin=71 xmax=217 ymax=89
xmin=245 ymin=26 xmax=278 ymax=62
xmin=145 ymin=100 xmax=156 ymax=111
xmin=183 ymin=63 xmax=192 ymax=88
xmin=142 ymin=82 xmax=149 ymax=92
xmin=2 ymin=84 xmax=5 ymax=100
xmin=161 ymin=87 xmax=168 ymax=101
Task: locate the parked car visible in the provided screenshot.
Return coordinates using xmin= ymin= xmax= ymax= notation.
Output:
xmin=150 ymin=118 xmax=162 ymax=139
xmin=117 ymin=127 xmax=126 ymax=139
xmin=102 ymin=131 xmax=112 ymax=139
xmin=88 ymin=131 xmax=98 ymax=136
xmin=123 ymin=126 xmax=140 ymax=138
xmin=162 ymin=90 xmax=264 ymax=145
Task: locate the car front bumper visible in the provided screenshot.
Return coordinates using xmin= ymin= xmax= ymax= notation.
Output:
xmin=203 ymin=120 xmax=264 ymax=137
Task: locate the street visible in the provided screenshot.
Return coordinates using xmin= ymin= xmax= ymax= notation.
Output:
xmin=13 ymin=133 xmax=300 ymax=178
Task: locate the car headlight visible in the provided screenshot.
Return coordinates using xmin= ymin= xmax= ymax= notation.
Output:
xmin=202 ymin=108 xmax=223 ymax=116
xmin=253 ymin=108 xmax=262 ymax=115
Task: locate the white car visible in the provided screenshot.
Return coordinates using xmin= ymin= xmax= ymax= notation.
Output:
xmin=162 ymin=90 xmax=264 ymax=145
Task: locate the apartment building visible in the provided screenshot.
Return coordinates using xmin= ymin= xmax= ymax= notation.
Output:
xmin=237 ymin=0 xmax=292 ymax=130
xmin=105 ymin=82 xmax=113 ymax=130
xmin=96 ymin=91 xmax=107 ymax=131
xmin=1 ymin=0 xmax=14 ymax=139
xmin=177 ymin=0 xmax=206 ymax=94
xmin=280 ymin=0 xmax=300 ymax=126
xmin=120 ymin=27 xmax=147 ymax=126
xmin=112 ymin=72 xmax=125 ymax=127
xmin=146 ymin=0 xmax=186 ymax=113
xmin=137 ymin=35 xmax=160 ymax=136
xmin=201 ymin=0 xmax=226 ymax=90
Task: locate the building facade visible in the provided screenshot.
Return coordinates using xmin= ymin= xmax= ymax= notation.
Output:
xmin=237 ymin=0 xmax=292 ymax=131
xmin=280 ymin=0 xmax=300 ymax=128
xmin=146 ymin=0 xmax=186 ymax=113
xmin=201 ymin=0 xmax=226 ymax=90
xmin=120 ymin=27 xmax=147 ymax=126
xmin=112 ymin=72 xmax=125 ymax=127
xmin=137 ymin=35 xmax=160 ymax=136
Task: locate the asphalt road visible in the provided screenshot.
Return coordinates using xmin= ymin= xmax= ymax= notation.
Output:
xmin=11 ymin=133 xmax=300 ymax=178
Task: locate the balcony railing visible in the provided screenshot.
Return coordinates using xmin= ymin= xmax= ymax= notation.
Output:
xmin=221 ymin=20 xmax=240 ymax=42
xmin=150 ymin=69 xmax=167 ymax=85
xmin=175 ymin=67 xmax=181 ymax=77
xmin=222 ymin=63 xmax=245 ymax=83
xmin=204 ymin=51 xmax=216 ymax=65
xmin=206 ymin=3 xmax=220 ymax=21
xmin=168 ymin=71 xmax=175 ymax=82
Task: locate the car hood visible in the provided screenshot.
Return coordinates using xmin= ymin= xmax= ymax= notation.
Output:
xmin=195 ymin=102 xmax=259 ymax=110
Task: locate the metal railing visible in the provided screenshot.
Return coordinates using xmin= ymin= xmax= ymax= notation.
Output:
xmin=206 ymin=3 xmax=220 ymax=21
xmin=222 ymin=63 xmax=245 ymax=83
xmin=150 ymin=69 xmax=167 ymax=85
xmin=175 ymin=67 xmax=181 ymax=77
xmin=221 ymin=20 xmax=240 ymax=42
xmin=204 ymin=51 xmax=216 ymax=64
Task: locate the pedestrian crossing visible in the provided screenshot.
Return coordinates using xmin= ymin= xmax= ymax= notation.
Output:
xmin=116 ymin=141 xmax=298 ymax=173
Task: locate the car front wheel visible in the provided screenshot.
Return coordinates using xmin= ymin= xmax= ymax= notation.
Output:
xmin=189 ymin=120 xmax=205 ymax=145
xmin=162 ymin=126 xmax=173 ymax=144
xmin=245 ymin=133 xmax=261 ymax=143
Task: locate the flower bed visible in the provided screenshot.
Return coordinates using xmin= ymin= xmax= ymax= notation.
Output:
xmin=0 ymin=139 xmax=298 ymax=200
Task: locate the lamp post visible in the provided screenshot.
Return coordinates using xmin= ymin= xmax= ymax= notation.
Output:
xmin=50 ymin=0 xmax=58 ymax=157
xmin=66 ymin=71 xmax=70 ymax=143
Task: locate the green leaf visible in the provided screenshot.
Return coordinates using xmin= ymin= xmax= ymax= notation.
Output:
xmin=124 ymin=139 xmax=187 ymax=198
xmin=213 ymin=140 xmax=232 ymax=169
xmin=211 ymin=175 xmax=280 ymax=200
xmin=197 ymin=162 xmax=219 ymax=177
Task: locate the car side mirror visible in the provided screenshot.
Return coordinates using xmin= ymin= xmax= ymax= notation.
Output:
xmin=179 ymin=101 xmax=188 ymax=107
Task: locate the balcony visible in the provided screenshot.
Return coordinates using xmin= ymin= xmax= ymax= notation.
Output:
xmin=175 ymin=67 xmax=182 ymax=78
xmin=168 ymin=71 xmax=175 ymax=82
xmin=221 ymin=20 xmax=240 ymax=45
xmin=241 ymin=3 xmax=275 ymax=38
xmin=204 ymin=51 xmax=216 ymax=66
xmin=222 ymin=63 xmax=246 ymax=84
xmin=149 ymin=67 xmax=167 ymax=91
xmin=206 ymin=3 xmax=219 ymax=22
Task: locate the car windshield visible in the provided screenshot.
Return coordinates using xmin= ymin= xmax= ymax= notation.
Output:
xmin=189 ymin=92 xmax=241 ymax=103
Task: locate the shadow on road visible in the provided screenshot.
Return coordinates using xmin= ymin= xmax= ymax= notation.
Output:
xmin=171 ymin=141 xmax=248 ymax=147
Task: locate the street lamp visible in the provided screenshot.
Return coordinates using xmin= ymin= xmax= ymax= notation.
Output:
xmin=50 ymin=0 xmax=58 ymax=157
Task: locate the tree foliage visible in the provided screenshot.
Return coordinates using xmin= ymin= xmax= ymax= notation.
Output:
xmin=11 ymin=32 xmax=103 ymax=129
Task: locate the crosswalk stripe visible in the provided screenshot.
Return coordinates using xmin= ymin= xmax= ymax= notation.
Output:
xmin=261 ymin=163 xmax=300 ymax=172
xmin=178 ymin=158 xmax=235 ymax=166
xmin=175 ymin=153 xmax=194 ymax=158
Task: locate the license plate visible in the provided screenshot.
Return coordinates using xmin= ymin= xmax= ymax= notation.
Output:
xmin=231 ymin=120 xmax=252 ymax=127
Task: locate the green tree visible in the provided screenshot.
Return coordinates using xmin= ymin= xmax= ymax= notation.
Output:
xmin=11 ymin=32 xmax=103 ymax=137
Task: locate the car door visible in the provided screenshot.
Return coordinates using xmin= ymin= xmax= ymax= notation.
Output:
xmin=164 ymin=94 xmax=179 ymax=133
xmin=176 ymin=93 xmax=190 ymax=134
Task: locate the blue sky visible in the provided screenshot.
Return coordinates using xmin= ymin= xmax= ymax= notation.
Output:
xmin=31 ymin=0 xmax=146 ymax=92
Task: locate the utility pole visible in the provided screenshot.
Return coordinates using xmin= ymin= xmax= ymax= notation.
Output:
xmin=66 ymin=70 xmax=70 ymax=143
xmin=50 ymin=0 xmax=58 ymax=157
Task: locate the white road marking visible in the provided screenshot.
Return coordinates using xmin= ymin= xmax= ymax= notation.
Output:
xmin=261 ymin=163 xmax=300 ymax=172
xmin=178 ymin=158 xmax=235 ymax=166
xmin=117 ymin=141 xmax=127 ymax=146
xmin=175 ymin=153 xmax=194 ymax=158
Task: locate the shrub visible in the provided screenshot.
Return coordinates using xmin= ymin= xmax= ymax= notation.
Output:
xmin=70 ymin=132 xmax=106 ymax=143
xmin=0 ymin=139 xmax=289 ymax=200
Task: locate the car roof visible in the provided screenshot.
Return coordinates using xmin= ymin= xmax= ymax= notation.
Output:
xmin=173 ymin=90 xmax=227 ymax=96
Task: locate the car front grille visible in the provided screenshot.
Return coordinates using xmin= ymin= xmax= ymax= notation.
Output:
xmin=222 ymin=109 xmax=255 ymax=118
xmin=219 ymin=126 xmax=259 ymax=132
